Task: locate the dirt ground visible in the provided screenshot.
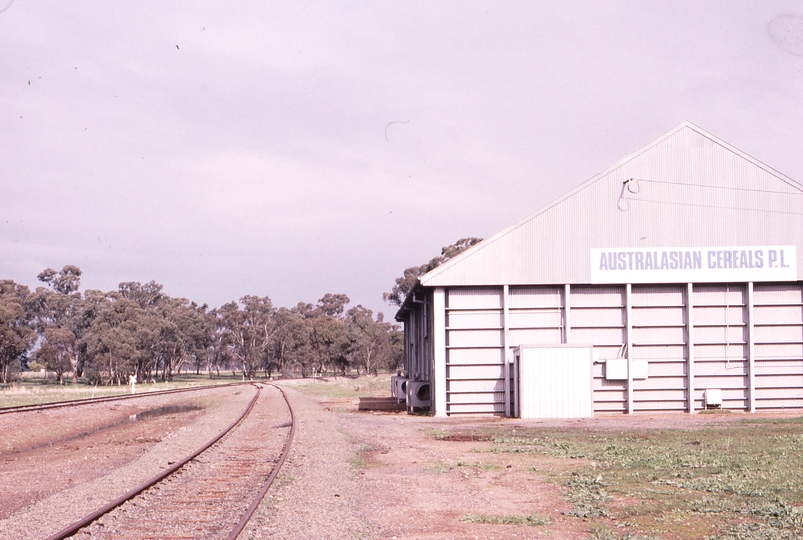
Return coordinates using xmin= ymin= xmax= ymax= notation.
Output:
xmin=271 ymin=378 xmax=802 ymax=540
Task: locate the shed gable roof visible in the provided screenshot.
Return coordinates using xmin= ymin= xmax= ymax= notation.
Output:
xmin=419 ymin=122 xmax=803 ymax=287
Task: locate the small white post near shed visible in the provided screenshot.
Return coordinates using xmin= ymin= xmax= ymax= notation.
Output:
xmin=515 ymin=345 xmax=594 ymax=419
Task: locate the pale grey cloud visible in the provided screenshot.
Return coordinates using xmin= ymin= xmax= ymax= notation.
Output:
xmin=2 ymin=1 xmax=803 ymax=316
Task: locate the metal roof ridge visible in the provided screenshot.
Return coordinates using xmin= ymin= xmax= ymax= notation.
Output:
xmin=680 ymin=121 xmax=803 ymax=192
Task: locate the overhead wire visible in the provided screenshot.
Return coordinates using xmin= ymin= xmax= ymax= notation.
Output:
xmin=618 ymin=177 xmax=803 ymax=215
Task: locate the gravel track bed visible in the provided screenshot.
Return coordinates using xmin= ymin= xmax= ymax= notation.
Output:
xmin=242 ymin=381 xmax=589 ymax=539
xmin=0 ymin=385 xmax=257 ymax=540
xmin=71 ymin=385 xmax=291 ymax=539
xmin=242 ymin=385 xmax=370 ymax=539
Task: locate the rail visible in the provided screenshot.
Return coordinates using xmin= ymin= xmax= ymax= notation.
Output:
xmin=0 ymin=381 xmax=248 ymax=415
xmin=43 ymin=383 xmax=296 ymax=540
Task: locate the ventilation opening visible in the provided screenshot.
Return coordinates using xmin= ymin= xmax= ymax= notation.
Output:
xmin=416 ymin=382 xmax=431 ymax=401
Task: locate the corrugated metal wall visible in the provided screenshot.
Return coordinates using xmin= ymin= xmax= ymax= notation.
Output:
xmin=631 ymin=285 xmax=688 ymax=411
xmin=691 ymin=284 xmax=748 ymax=411
xmin=570 ymin=286 xmax=628 ymax=412
xmin=428 ymin=281 xmax=803 ymax=416
xmin=445 ymin=288 xmax=505 ymax=414
xmin=403 ymin=289 xmax=433 ymax=383
xmin=753 ymin=283 xmax=803 ymax=409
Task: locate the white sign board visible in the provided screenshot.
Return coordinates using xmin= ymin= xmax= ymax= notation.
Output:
xmin=590 ymin=246 xmax=797 ymax=283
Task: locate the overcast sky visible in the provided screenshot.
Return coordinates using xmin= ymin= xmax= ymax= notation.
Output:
xmin=2 ymin=1 xmax=802 ymax=317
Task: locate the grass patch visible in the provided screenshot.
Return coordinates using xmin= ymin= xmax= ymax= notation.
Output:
xmin=350 ymin=444 xmax=378 ymax=470
xmin=475 ymin=416 xmax=803 ymax=538
xmin=456 ymin=461 xmax=499 ymax=471
xmin=425 ymin=461 xmax=450 ymax=474
xmin=461 ymin=512 xmax=549 ymax=526
xmin=293 ymin=374 xmax=393 ymax=400
xmin=587 ymin=525 xmax=662 ymax=540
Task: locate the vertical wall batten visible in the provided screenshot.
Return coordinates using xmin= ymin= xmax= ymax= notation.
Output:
xmin=687 ymin=283 xmax=695 ymax=414
xmin=503 ymin=284 xmax=511 ymax=417
xmin=748 ymin=282 xmax=756 ymax=412
xmin=433 ymin=288 xmax=447 ymax=417
xmin=626 ymin=284 xmax=633 ymax=413
xmin=565 ymin=284 xmax=572 ymax=343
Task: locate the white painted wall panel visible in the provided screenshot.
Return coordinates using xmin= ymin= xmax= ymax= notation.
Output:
xmin=631 ymin=344 xmax=686 ymax=360
xmin=633 ymin=375 xmax=687 ymax=389
xmin=508 ymin=309 xmax=563 ymax=328
xmin=754 ymin=305 xmax=803 ymax=324
xmin=447 ymin=288 xmax=502 ymax=309
xmin=447 ymin=310 xmax=503 ymax=329
xmin=448 ymin=392 xmax=505 ymax=404
xmin=447 ymin=329 xmax=504 ymax=348
xmin=509 ymin=328 xmax=562 ymax=346
xmin=517 ymin=346 xmax=593 ymax=418
xmin=571 ymin=307 xmax=626 ymax=326
xmin=408 ymin=280 xmax=803 ymax=417
xmin=572 ymin=327 xmax=626 ymax=346
xmin=448 ymin=402 xmax=507 ymax=414
xmin=754 ymin=325 xmax=803 ymax=342
xmin=446 ymin=364 xmax=505 ymax=380
xmin=508 ymin=287 xmax=563 ymax=308
xmin=755 ymin=343 xmax=803 ymax=359
xmin=447 ymin=348 xmax=505 ymax=364
xmin=632 ymin=326 xmax=686 ymax=344
xmin=448 ymin=379 xmax=506 ymax=392
xmin=752 ymin=283 xmax=803 ymax=410
xmin=631 ymin=307 xmax=686 ymax=326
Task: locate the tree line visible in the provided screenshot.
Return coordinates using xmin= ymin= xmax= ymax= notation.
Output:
xmin=0 ymin=265 xmax=402 ymax=385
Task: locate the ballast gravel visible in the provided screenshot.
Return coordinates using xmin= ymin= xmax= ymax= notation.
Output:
xmin=0 ymin=386 xmax=256 ymax=539
xmin=241 ymin=385 xmax=370 ymax=539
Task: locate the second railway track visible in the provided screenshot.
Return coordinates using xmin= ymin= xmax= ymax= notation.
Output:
xmin=3 ymin=383 xmax=296 ymax=540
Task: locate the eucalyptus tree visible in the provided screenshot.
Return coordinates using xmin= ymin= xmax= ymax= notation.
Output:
xmin=309 ymin=314 xmax=349 ymax=376
xmin=82 ymin=292 xmax=144 ymax=385
xmin=119 ymin=280 xmax=165 ymax=309
xmin=345 ymin=307 xmax=404 ymax=375
xmin=37 ymin=265 xmax=82 ymax=295
xmin=316 ymin=293 xmax=350 ymax=318
xmin=269 ymin=304 xmax=316 ymax=377
xmin=205 ymin=307 xmax=233 ymax=378
xmin=344 ymin=305 xmax=385 ymax=375
xmin=27 ymin=265 xmax=87 ymax=382
xmin=0 ymin=280 xmax=35 ymax=383
xmin=269 ymin=307 xmax=306 ymax=377
xmin=218 ymin=295 xmax=275 ymax=379
xmin=156 ymin=297 xmax=209 ymax=381
xmin=384 ymin=237 xmax=483 ymax=306
xmin=33 ymin=327 xmax=77 ymax=384
xmin=307 ymin=294 xmax=350 ymax=376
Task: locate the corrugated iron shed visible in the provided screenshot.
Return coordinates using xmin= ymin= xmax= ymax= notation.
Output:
xmin=397 ymin=122 xmax=803 ymax=418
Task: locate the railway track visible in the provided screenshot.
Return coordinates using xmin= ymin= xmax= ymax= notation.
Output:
xmin=42 ymin=383 xmax=295 ymax=540
xmin=0 ymin=381 xmax=247 ymax=415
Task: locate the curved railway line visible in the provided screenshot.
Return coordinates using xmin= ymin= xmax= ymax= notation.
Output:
xmin=3 ymin=383 xmax=296 ymax=540
xmin=0 ymin=381 xmax=246 ymax=416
